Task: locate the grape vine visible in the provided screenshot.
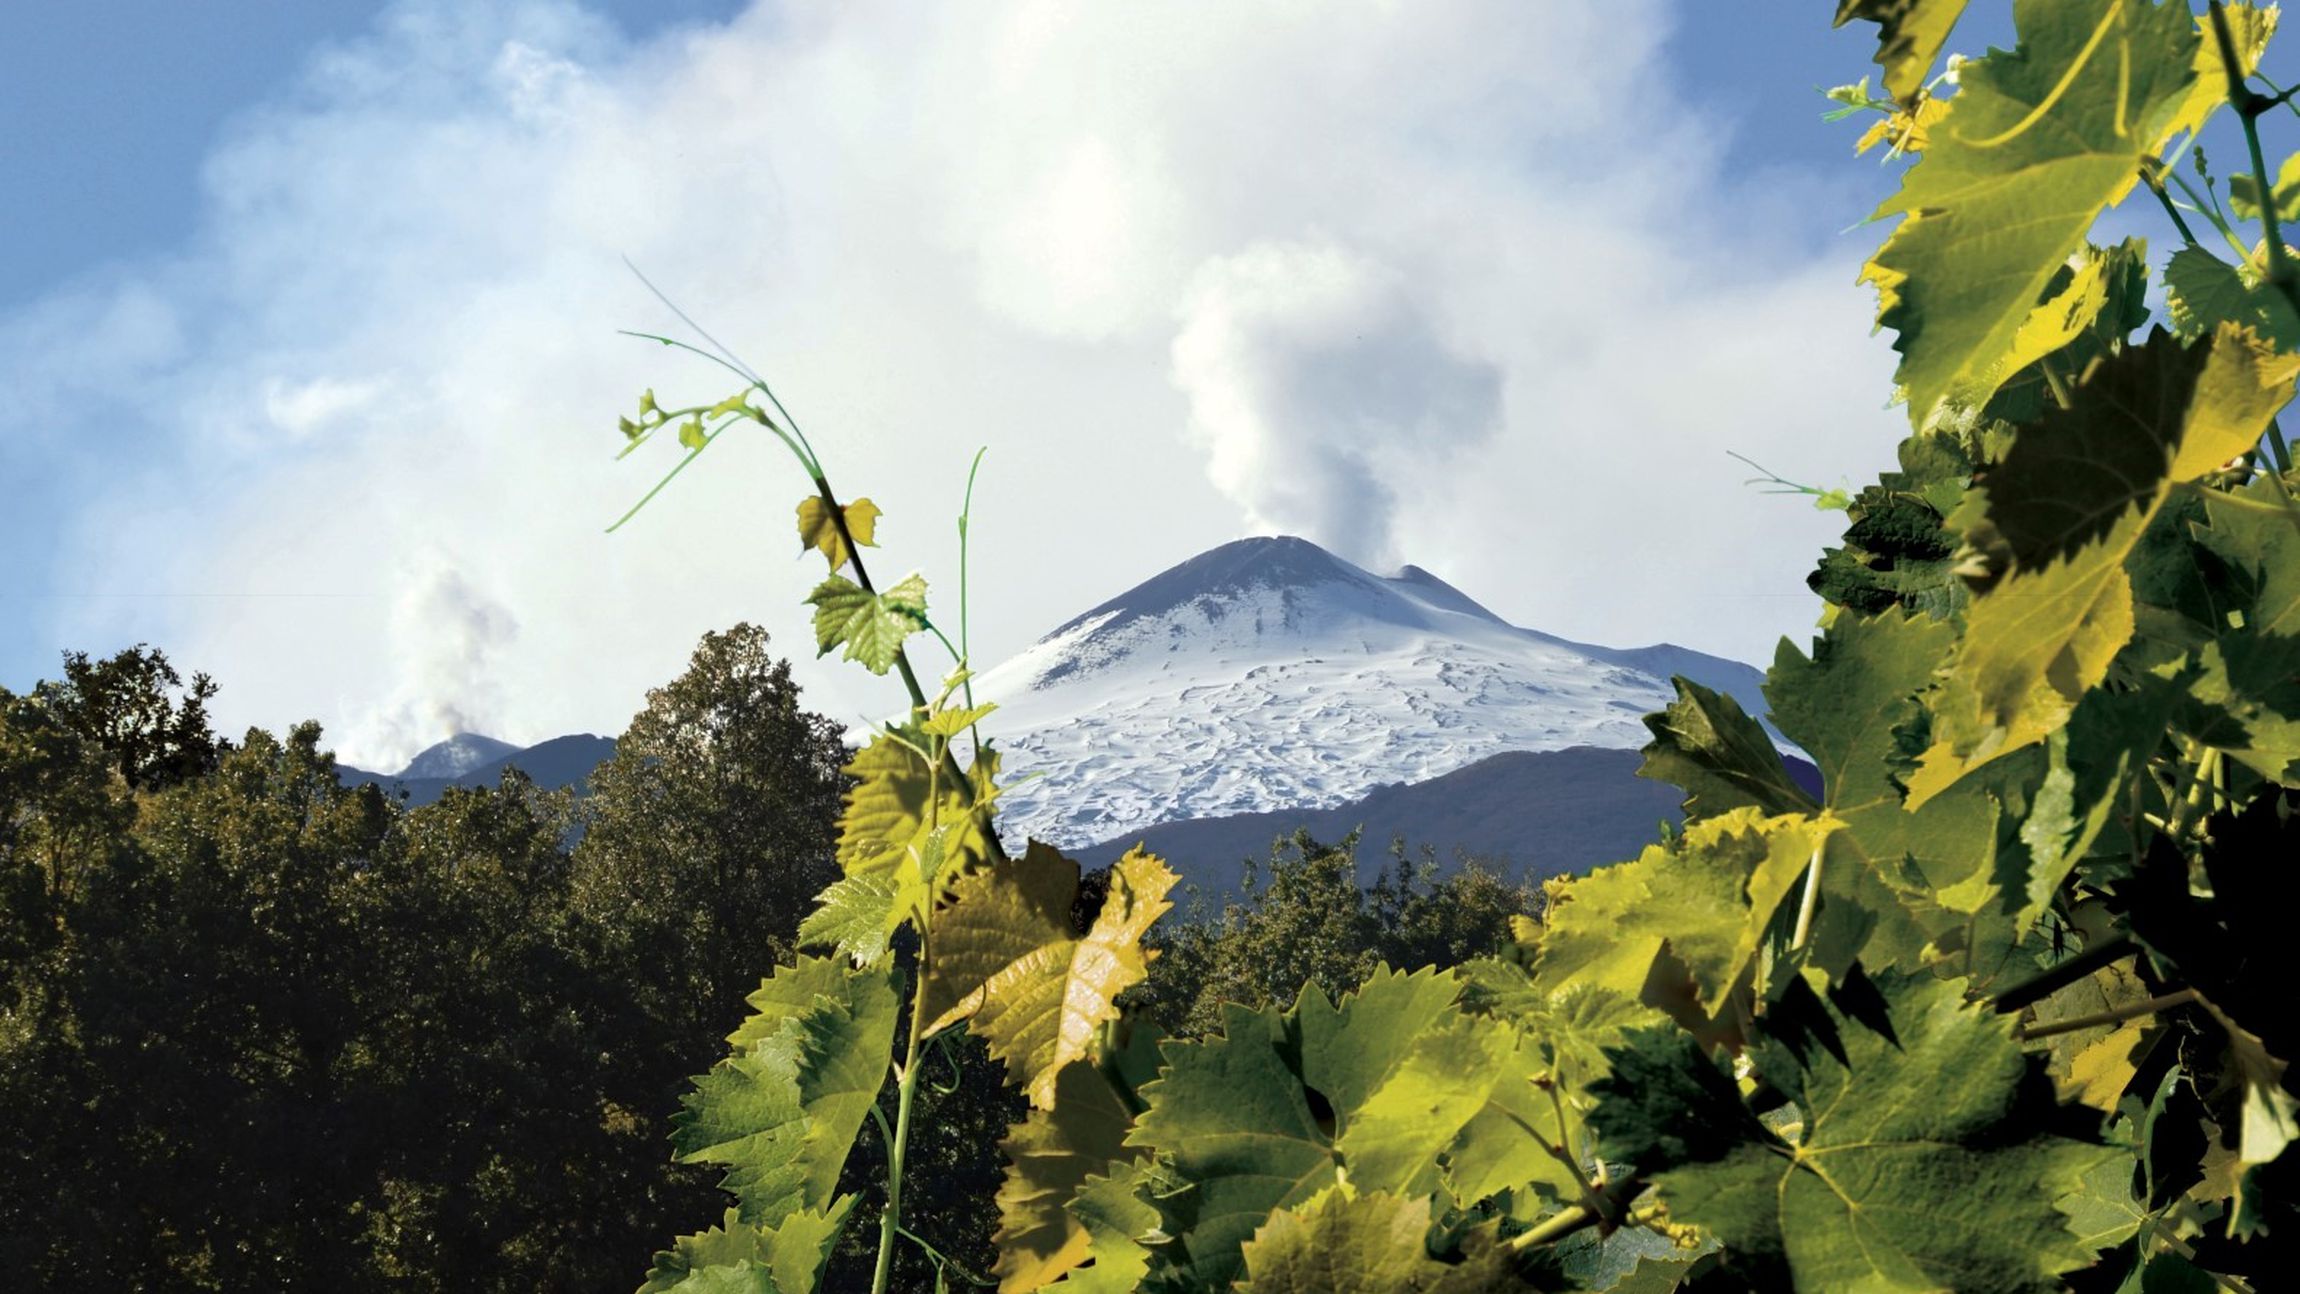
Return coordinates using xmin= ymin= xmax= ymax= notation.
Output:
xmin=605 ymin=1 xmax=2300 ymax=1288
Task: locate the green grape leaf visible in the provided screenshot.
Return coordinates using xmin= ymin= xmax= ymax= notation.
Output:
xmin=2231 ymin=150 xmax=2300 ymax=224
xmin=794 ymin=495 xmax=882 ymax=574
xmin=1126 ymin=968 xmax=1509 ymax=1290
xmin=1236 ymin=1187 xmax=1540 ymax=1293
xmin=653 ymin=1262 xmax=780 ymax=1293
xmin=805 ymin=572 xmax=926 ymax=675
xmin=1446 ymin=973 xmax=1657 ymax=1209
xmin=2182 ymin=479 xmax=2300 ymax=780
xmin=1862 ymin=0 xmax=2201 ymax=428
xmin=1981 ymin=238 xmax=2156 ymax=427
xmin=1911 ymin=327 xmax=2297 ymax=802
xmin=1637 ymin=677 xmax=1816 ymax=820
xmin=1049 ymin=1162 xmax=1171 ymax=1293
xmin=921 ymin=701 xmax=998 ymax=739
xmin=993 ymin=1046 xmax=1157 ymax=1293
xmin=678 ymin=956 xmax=900 ymax=1223
xmin=2161 ymin=4 xmax=2279 ymax=149
xmin=923 ymin=844 xmax=1176 ymax=1107
xmin=2164 ymin=246 xmax=2300 ymax=348
xmin=641 ymin=1198 xmax=856 ymax=1294
xmin=1588 ymin=1028 xmax=1764 ymax=1178
xmin=1808 ymin=429 xmax=1981 ymax=618
xmin=835 ymin=732 xmax=1001 ymax=890
xmin=1768 ymin=612 xmax=2041 ymax=977
xmin=1534 ymin=808 xmax=1836 ymax=1018
xmin=1438 ymin=1033 xmax=1585 ymax=1209
xmin=1645 ymin=973 xmax=2119 ymax=1292
xmin=796 ymin=872 xmax=904 ymax=964
xmin=1833 ymin=0 xmax=1972 ymax=105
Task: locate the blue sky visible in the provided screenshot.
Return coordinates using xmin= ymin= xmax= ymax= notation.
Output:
xmin=0 ymin=1 xmax=2093 ymax=769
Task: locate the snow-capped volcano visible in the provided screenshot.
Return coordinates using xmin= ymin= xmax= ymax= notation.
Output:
xmin=400 ymin=732 xmax=521 ymax=780
xmin=971 ymin=536 xmax=1780 ymax=850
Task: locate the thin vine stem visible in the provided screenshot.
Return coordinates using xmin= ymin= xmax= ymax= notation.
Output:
xmin=2145 ymin=163 xmax=2204 ymax=247
xmin=1789 ymin=840 xmax=1826 ymax=953
xmin=2210 ymin=0 xmax=2300 ymax=306
xmin=2015 ymin=989 xmax=2199 ymax=1041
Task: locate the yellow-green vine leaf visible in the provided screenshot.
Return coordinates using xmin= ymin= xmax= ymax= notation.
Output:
xmin=1438 ymin=1028 xmax=1588 ymax=1210
xmin=794 ymin=496 xmax=882 ymax=574
xmin=796 ymin=872 xmax=904 ymax=964
xmin=835 ymin=732 xmax=1001 ymax=890
xmin=2160 ymin=4 xmax=2278 ymax=149
xmin=1533 ymin=807 xmax=1838 ymax=1019
xmin=640 ymin=1197 xmax=856 ymax=1294
xmin=1636 ymin=677 xmax=1817 ymax=821
xmin=991 ymin=1023 xmax=1165 ymax=1293
xmin=1629 ymin=973 xmax=2121 ymax=1292
xmin=1856 ymin=93 xmax=1954 ymax=157
xmin=1833 ymin=0 xmax=1972 ymax=106
xmin=678 ymin=955 xmax=900 ymax=1223
xmin=1955 ymin=239 xmax=2123 ymax=410
xmin=805 ymin=572 xmax=926 ymax=675
xmin=1125 ymin=968 xmax=1506 ymax=1289
xmin=1863 ymin=0 xmax=2201 ymax=429
xmin=921 ymin=702 xmax=998 ymax=739
xmin=1767 ymin=612 xmax=2022 ymax=975
xmin=1235 ymin=1186 xmax=1537 ymax=1293
xmin=2231 ymin=148 xmax=2300 ymax=224
xmin=1448 ymin=969 xmax=1659 ymax=1210
xmin=922 ymin=844 xmax=1176 ymax=1107
xmin=2181 ymin=479 xmax=2300 ymax=780
xmin=1911 ymin=326 xmax=2297 ymax=802
xmin=2164 ymin=246 xmax=2300 ymax=349
xmin=1050 ymin=1162 xmax=1170 ymax=1294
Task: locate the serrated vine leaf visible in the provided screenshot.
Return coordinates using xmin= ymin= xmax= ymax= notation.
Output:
xmin=1236 ymin=1188 xmax=1540 ymax=1293
xmin=641 ymin=1198 xmax=857 ymax=1294
xmin=2164 ymin=246 xmax=2300 ymax=348
xmin=1445 ymin=972 xmax=1655 ymax=1209
xmin=1912 ymin=327 xmax=2297 ymax=800
xmin=794 ymin=495 xmax=881 ymax=574
xmin=2183 ymin=480 xmax=2300 ymax=778
xmin=1833 ymin=0 xmax=1972 ymax=105
xmin=1958 ymin=239 xmax=2138 ymax=411
xmin=1534 ymin=807 xmax=1837 ymax=1017
xmin=835 ymin=731 xmax=1001 ymax=895
xmin=2231 ymin=149 xmax=2300 ymax=224
xmin=675 ymin=956 xmax=899 ymax=1223
xmin=1645 ymin=973 xmax=2118 ymax=1292
xmin=805 ymin=572 xmax=926 ymax=675
xmin=1768 ymin=612 xmax=2027 ymax=974
xmin=2161 ymin=4 xmax=2277 ymax=148
xmin=1125 ymin=968 xmax=1509 ymax=1289
xmin=922 ymin=701 xmax=998 ymax=738
xmin=992 ymin=1028 xmax=1164 ymax=1293
xmin=796 ymin=872 xmax=903 ymax=963
xmin=1051 ymin=1162 xmax=1170 ymax=1293
xmin=923 ymin=844 xmax=1176 ymax=1106
xmin=1637 ymin=677 xmax=1815 ymax=821
xmin=1862 ymin=0 xmax=2199 ymax=428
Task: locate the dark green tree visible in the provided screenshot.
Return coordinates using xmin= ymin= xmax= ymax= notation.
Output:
xmin=572 ymin=623 xmax=851 ymax=1040
xmin=1142 ymin=830 xmax=1538 ymax=1037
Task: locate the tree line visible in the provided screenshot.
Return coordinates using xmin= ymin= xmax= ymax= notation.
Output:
xmin=0 ymin=630 xmax=1530 ymax=1290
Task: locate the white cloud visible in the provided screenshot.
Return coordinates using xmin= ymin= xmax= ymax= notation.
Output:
xmin=263 ymin=375 xmax=390 ymax=439
xmin=15 ymin=0 xmax=1908 ymax=770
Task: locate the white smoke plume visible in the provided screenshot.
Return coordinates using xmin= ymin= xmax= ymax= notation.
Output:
xmin=343 ymin=560 xmax=519 ymax=769
xmin=1171 ymin=238 xmax=1503 ymax=571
